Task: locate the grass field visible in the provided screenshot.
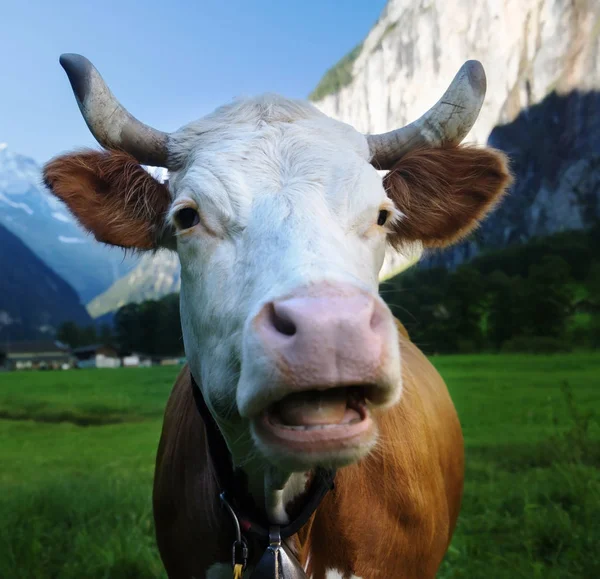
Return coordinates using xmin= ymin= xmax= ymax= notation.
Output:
xmin=0 ymin=354 xmax=598 ymax=578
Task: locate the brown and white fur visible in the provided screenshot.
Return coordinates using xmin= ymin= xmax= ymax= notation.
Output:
xmin=44 ymin=94 xmax=511 ymax=578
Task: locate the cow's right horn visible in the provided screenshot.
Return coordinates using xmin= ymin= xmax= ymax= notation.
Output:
xmin=59 ymin=53 xmax=170 ymax=167
xmin=367 ymin=60 xmax=487 ymax=170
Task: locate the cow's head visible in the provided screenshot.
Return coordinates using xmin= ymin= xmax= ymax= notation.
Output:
xmin=44 ymin=55 xmax=510 ymax=478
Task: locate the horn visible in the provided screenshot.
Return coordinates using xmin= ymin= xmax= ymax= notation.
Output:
xmin=367 ymin=60 xmax=487 ymax=170
xmin=59 ymin=53 xmax=170 ymax=167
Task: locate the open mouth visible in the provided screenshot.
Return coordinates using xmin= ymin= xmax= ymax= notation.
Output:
xmin=268 ymin=386 xmax=371 ymax=429
xmin=255 ymin=385 xmax=377 ymax=453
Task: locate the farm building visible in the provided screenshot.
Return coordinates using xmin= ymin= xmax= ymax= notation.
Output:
xmin=121 ymin=352 xmax=153 ymax=367
xmin=72 ymin=344 xmax=121 ymax=369
xmin=1 ymin=341 xmax=73 ymax=371
xmin=155 ymin=356 xmax=186 ymax=366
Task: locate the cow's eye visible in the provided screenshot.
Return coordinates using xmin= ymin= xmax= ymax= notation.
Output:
xmin=377 ymin=209 xmax=389 ymax=226
xmin=175 ymin=207 xmax=200 ymax=230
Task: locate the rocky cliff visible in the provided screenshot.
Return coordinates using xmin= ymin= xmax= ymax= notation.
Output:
xmin=314 ymin=0 xmax=599 ymax=144
xmin=425 ymin=89 xmax=600 ymax=268
xmin=312 ymin=0 xmax=600 ymax=268
xmin=89 ymin=0 xmax=600 ymax=313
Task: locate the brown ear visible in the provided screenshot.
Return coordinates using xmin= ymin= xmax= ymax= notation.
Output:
xmin=383 ymin=146 xmax=512 ymax=248
xmin=43 ymin=150 xmax=171 ymax=249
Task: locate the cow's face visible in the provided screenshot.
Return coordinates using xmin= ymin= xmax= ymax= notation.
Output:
xmin=44 ymin=56 xmax=511 ymax=476
xmin=167 ymin=99 xmax=404 ymax=471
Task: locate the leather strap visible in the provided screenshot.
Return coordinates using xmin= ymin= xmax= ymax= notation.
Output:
xmin=190 ymin=371 xmax=336 ymax=542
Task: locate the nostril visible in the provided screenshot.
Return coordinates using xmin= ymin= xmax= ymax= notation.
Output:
xmin=370 ymin=299 xmax=387 ymax=332
xmin=268 ymin=302 xmax=297 ymax=336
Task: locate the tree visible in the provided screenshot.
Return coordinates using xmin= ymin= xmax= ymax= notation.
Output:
xmin=486 ymin=271 xmax=514 ymax=349
xmin=587 ymin=262 xmax=600 ymax=349
xmin=98 ymin=324 xmax=115 ymax=348
xmin=523 ymin=255 xmax=573 ymax=338
xmin=114 ymin=303 xmax=142 ymax=353
xmin=587 ymin=262 xmax=600 ymax=306
xmin=79 ymin=325 xmax=98 ymax=346
xmin=156 ymin=294 xmax=183 ymax=355
xmin=113 ymin=294 xmax=183 ymax=356
xmin=445 ymin=265 xmax=487 ymax=351
xmin=138 ymin=300 xmax=161 ymax=355
xmin=381 ymin=267 xmax=455 ymax=354
xmin=57 ymin=321 xmax=80 ymax=348
xmin=56 ymin=322 xmax=97 ymax=348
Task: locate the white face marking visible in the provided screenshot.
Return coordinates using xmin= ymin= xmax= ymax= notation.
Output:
xmin=325 ymin=571 xmax=362 ymax=579
xmin=167 ymin=95 xmax=404 ymax=498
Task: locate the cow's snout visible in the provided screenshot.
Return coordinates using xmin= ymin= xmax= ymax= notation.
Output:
xmin=240 ymin=282 xmax=402 ymax=466
xmin=253 ymin=283 xmax=394 ymax=393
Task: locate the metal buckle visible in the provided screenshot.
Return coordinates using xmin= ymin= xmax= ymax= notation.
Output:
xmin=232 ymin=539 xmax=249 ymax=569
xmin=221 ymin=492 xmax=249 ymax=571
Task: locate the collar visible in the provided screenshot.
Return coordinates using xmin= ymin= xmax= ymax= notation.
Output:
xmin=190 ymin=372 xmax=336 ymax=544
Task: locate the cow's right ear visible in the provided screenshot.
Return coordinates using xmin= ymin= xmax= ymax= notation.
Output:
xmin=43 ymin=149 xmax=172 ymax=250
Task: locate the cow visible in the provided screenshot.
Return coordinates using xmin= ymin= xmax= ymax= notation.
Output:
xmin=43 ymin=54 xmax=511 ymax=579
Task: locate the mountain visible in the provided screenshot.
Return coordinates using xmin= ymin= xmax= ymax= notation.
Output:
xmin=311 ymin=0 xmax=600 ymax=267
xmin=0 ymin=144 xmax=138 ymax=302
xmin=312 ymin=0 xmax=599 ymax=144
xmin=0 ymin=222 xmax=92 ymax=341
xmin=87 ymin=250 xmax=180 ymax=318
xmin=425 ymin=89 xmax=600 ymax=268
xmin=85 ymin=0 xmax=600 ymax=312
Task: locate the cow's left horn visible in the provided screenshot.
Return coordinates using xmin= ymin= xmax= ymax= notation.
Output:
xmin=367 ymin=60 xmax=486 ymax=170
xmin=59 ymin=53 xmax=170 ymax=167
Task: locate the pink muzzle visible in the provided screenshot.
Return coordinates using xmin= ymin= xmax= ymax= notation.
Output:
xmin=253 ymin=282 xmax=393 ymax=391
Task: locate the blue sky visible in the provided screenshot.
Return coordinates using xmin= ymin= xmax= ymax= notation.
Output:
xmin=1 ymin=0 xmax=387 ymax=163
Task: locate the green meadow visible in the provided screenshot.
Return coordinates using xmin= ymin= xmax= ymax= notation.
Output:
xmin=0 ymin=355 xmax=599 ymax=578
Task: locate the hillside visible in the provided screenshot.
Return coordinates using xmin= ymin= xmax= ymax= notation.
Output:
xmin=0 ymin=223 xmax=92 ymax=341
xmin=87 ymin=251 xmax=180 ymax=319
xmin=0 ymin=145 xmax=138 ymax=302
xmin=381 ymin=227 xmax=600 ymax=354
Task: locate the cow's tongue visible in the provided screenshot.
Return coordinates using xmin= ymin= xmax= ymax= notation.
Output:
xmin=275 ymin=389 xmax=359 ymax=427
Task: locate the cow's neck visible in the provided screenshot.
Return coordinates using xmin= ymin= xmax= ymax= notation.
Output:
xmin=254 ymin=466 xmax=310 ymax=525
xmin=232 ymin=452 xmax=310 ymax=526
xmin=190 ymin=372 xmax=312 ymax=525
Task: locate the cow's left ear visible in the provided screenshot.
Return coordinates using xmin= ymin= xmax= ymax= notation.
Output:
xmin=43 ymin=149 xmax=173 ymax=250
xmin=383 ymin=146 xmax=512 ymax=248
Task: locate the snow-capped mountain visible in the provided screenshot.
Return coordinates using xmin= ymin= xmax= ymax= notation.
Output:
xmin=0 ymin=144 xmax=139 ymax=302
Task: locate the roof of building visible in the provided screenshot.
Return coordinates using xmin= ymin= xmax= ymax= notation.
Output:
xmin=9 ymin=353 xmax=72 ymax=363
xmin=72 ymin=344 xmax=118 ymax=357
xmin=1 ymin=340 xmax=70 ymax=355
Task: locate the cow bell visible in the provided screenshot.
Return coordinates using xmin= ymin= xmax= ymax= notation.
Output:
xmin=249 ymin=527 xmax=307 ymax=579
